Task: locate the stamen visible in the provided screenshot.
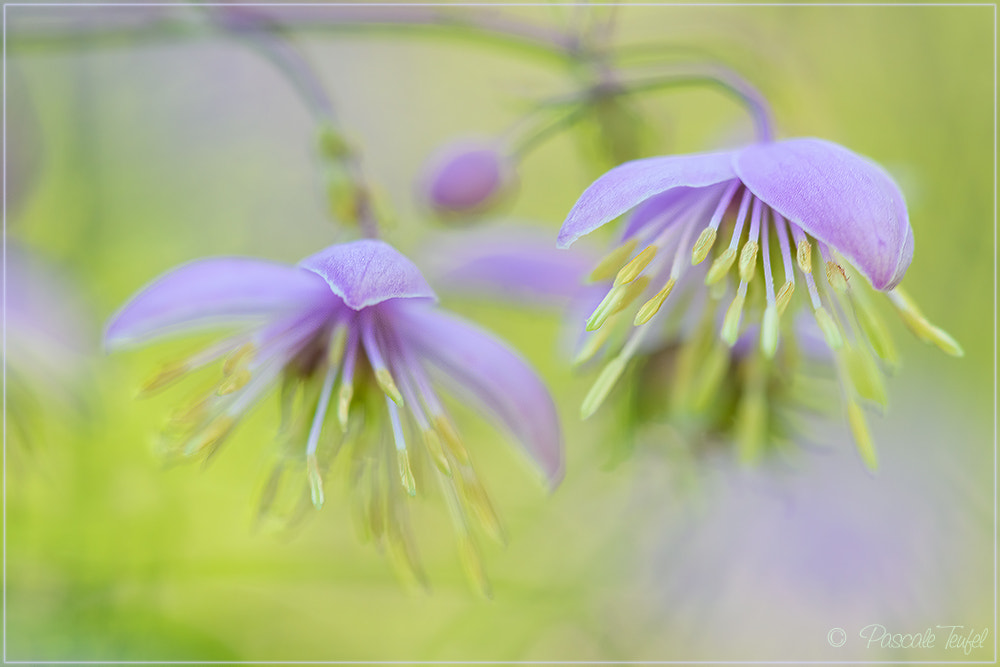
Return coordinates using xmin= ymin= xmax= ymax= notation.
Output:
xmin=691 ymin=181 xmax=741 ymax=265
xmin=589 ymin=238 xmax=638 ymax=283
xmin=434 ymin=414 xmax=470 ymax=465
xmin=422 ymin=428 xmax=451 ymax=474
xmin=721 ymin=281 xmax=748 ymax=346
xmin=738 ymin=198 xmax=763 ymax=283
xmin=138 ymin=361 xmax=189 ymax=396
xmin=574 ymin=324 xmax=615 ymax=364
xmin=613 ymin=244 xmax=657 ymax=287
xmin=846 ymin=398 xmax=878 ymax=471
xmin=306 ymin=453 xmax=325 ymax=508
xmin=361 ymin=314 xmax=404 ymax=406
xmin=826 ymin=261 xmax=848 ymax=293
xmin=850 ymin=288 xmax=898 ymax=365
xmin=375 ymin=369 xmax=405 ymax=407
xmin=634 ymin=278 xmax=675 ymax=326
xmin=842 ymin=342 xmax=888 ymax=409
xmin=705 ymin=248 xmax=737 ymax=285
xmin=305 ymin=357 xmax=339 ymax=459
xmin=738 ymin=242 xmax=758 ymax=283
xmin=690 ymin=227 xmax=717 ymax=266
xmin=796 ymin=239 xmax=812 ymax=274
xmin=456 ymin=466 xmax=505 ymax=545
xmin=888 ymin=288 xmax=964 ymax=357
xmin=217 ymin=368 xmax=251 ymax=395
xmin=337 ymin=332 xmax=358 ymax=431
xmin=774 ymin=212 xmax=796 ymax=285
xmin=775 ymin=281 xmax=795 ymax=316
xmin=814 ymin=307 xmax=843 ymax=349
xmin=759 ymin=210 xmax=779 ymax=358
xmin=581 ymin=326 xmax=648 ymax=418
xmin=705 ymin=189 xmax=754 ymax=285
xmin=222 ymin=342 xmax=256 ymax=376
xmin=761 ymin=305 xmax=779 ymax=358
xmin=585 ymin=286 xmax=625 ymax=331
xmin=387 ymin=397 xmax=416 ymax=496
xmin=184 ymin=415 xmax=236 ymax=457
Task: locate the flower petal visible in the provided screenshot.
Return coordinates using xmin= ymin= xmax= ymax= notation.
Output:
xmin=734 ymin=138 xmax=913 ymax=290
xmin=393 ymin=302 xmax=564 ymax=487
xmin=558 ymin=151 xmax=737 ymax=248
xmin=299 ymin=239 xmax=436 ymax=310
xmin=105 ymin=257 xmax=332 ymax=348
xmin=425 ymin=227 xmax=595 ymax=304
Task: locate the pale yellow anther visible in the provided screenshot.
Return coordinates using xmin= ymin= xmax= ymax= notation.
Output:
xmin=167 ymin=398 xmax=210 ymax=430
xmin=223 ymin=342 xmax=256 ymax=376
xmin=761 ymin=304 xmax=779 ymax=358
xmin=589 ymin=238 xmax=638 ymax=283
xmin=705 ymin=247 xmax=737 ymax=285
xmin=843 ymin=344 xmax=888 ymax=409
xmin=337 ymin=383 xmax=353 ymax=432
xmin=434 ymin=414 xmax=469 ymax=465
xmin=847 ymin=400 xmax=878 ymax=472
xmin=775 ymin=281 xmax=795 ymax=316
xmin=458 ymin=471 xmax=505 ymax=545
xmin=826 ymin=261 xmax=849 ymax=293
xmin=217 ymin=367 xmax=251 ymax=395
xmin=721 ymin=292 xmax=746 ymax=346
xmin=853 ymin=295 xmax=898 ymax=365
xmin=634 ymin=278 xmax=676 ymax=326
xmin=814 ymin=307 xmax=843 ymax=349
xmin=738 ymin=241 xmax=759 ymax=283
xmin=585 ymin=285 xmax=625 ymax=332
xmin=796 ymin=239 xmax=813 ymax=273
xmin=614 ymin=275 xmax=651 ymax=315
xmin=890 ymin=289 xmax=964 ymax=357
xmin=421 ymin=428 xmax=451 ymax=475
xmin=691 ymin=227 xmax=717 ymax=265
xmin=185 ymin=415 xmax=235 ymax=457
xmin=574 ymin=323 xmax=614 ymax=366
xmin=139 ymin=362 xmax=188 ymax=396
xmin=375 ymin=368 xmax=404 ymax=406
xmin=397 ymin=449 xmax=416 ymax=497
xmin=307 ymin=453 xmax=325 ymax=508
xmin=614 ymin=245 xmax=657 ymax=287
xmin=581 ymin=357 xmax=627 ymax=419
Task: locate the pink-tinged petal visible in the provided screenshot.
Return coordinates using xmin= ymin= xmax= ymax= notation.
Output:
xmin=558 ymin=151 xmax=737 ymax=248
xmin=734 ymin=138 xmax=913 ymax=290
xmin=105 ymin=257 xmax=332 ymax=348
xmin=393 ymin=302 xmax=564 ymax=487
xmin=299 ymin=239 xmax=436 ymax=310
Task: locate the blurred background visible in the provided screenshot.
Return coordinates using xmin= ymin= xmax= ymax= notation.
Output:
xmin=4 ymin=2 xmax=994 ymax=662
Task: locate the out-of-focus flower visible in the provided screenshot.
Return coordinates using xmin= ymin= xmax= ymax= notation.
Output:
xmin=5 ymin=246 xmax=91 ymax=451
xmin=611 ymin=434 xmax=991 ymax=662
xmin=559 ymin=138 xmax=961 ymax=468
xmin=420 ymin=140 xmax=516 ymax=218
xmin=105 ymin=239 xmax=563 ymax=592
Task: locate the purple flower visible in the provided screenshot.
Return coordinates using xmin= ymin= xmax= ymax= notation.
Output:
xmin=420 ymin=139 xmax=515 ymax=217
xmin=105 ymin=239 xmax=562 ymax=590
xmin=559 ymin=138 xmax=961 ymax=468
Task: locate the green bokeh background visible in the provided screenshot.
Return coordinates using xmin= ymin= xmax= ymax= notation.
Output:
xmin=5 ymin=3 xmax=994 ymax=662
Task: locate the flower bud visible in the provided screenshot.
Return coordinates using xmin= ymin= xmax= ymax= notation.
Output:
xmin=420 ymin=140 xmax=515 ymax=218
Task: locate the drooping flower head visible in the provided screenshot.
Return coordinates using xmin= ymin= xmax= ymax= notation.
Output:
xmin=559 ymin=138 xmax=961 ymax=467
xmin=106 ymin=239 xmax=563 ymax=592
